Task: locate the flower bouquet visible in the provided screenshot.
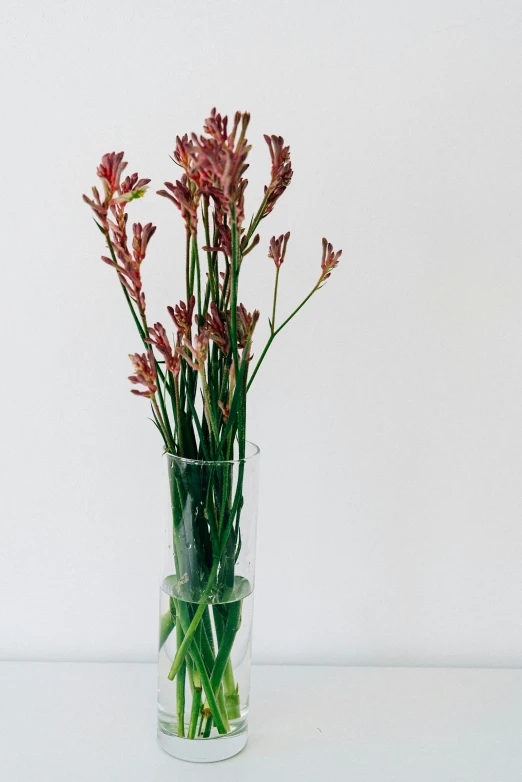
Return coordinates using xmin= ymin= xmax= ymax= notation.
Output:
xmin=83 ymin=109 xmax=340 ymax=762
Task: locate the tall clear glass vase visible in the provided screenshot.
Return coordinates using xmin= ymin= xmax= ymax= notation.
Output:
xmin=157 ymin=442 xmax=260 ymax=762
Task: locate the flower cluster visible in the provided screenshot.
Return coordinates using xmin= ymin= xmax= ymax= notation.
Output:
xmin=235 ymin=304 xmax=260 ymax=352
xmin=84 ymin=108 xmax=343 ymax=749
xmin=203 ymin=303 xmax=229 ymax=355
xmin=203 ymin=208 xmax=233 ymax=257
xmin=179 ymin=331 xmax=209 ymax=371
xmin=118 ymin=172 xmax=151 ymax=204
xmin=97 ymin=152 xmax=127 ymax=201
xmin=159 ymin=109 xmax=251 ymax=230
xmin=83 ymin=152 xmax=150 ymax=227
xmin=263 ymin=135 xmax=293 ymax=217
xmin=167 ymin=297 xmax=196 ymax=339
xmin=320 ymin=238 xmax=342 ymax=281
xmin=83 ymin=153 xmax=154 ymax=315
xmin=157 ymin=175 xmax=200 ymax=236
xmin=84 ymin=110 xmax=341 ymax=458
xmin=101 ymin=221 xmax=156 ymax=313
xmin=128 ymin=350 xmax=157 ymax=398
xmin=146 ymin=323 xmax=180 ymax=377
xmin=268 ymin=232 xmax=291 ymax=268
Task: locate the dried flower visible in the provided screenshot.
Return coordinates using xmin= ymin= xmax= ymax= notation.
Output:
xmin=320 ymin=238 xmax=342 ymax=280
xmin=178 ymin=331 xmax=209 ymax=371
xmin=263 ymin=135 xmax=293 ymax=216
xmin=268 ymin=232 xmax=291 ymax=268
xmin=167 ymin=296 xmax=195 ymax=339
xmin=146 ymin=323 xmax=180 ymax=376
xmin=128 ymin=350 xmax=157 ymax=397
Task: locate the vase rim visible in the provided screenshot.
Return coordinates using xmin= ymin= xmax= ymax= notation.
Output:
xmin=166 ymin=440 xmax=260 ymax=466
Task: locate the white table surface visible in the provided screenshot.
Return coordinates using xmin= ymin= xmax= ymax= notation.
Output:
xmin=1 ymin=662 xmax=521 ymax=781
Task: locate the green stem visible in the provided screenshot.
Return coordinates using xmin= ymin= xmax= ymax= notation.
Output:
xmin=223 ymin=657 xmax=241 ymax=720
xmin=187 ymin=667 xmax=202 ymax=739
xmin=184 ymin=386 xmax=211 ymax=461
xmin=155 ymin=374 xmax=175 ymax=451
xmin=245 ymin=190 xmax=270 ymax=244
xmin=215 ymin=336 xmax=251 ymax=458
xmin=229 ymin=207 xmax=240 ymax=375
xmin=185 ymin=229 xmax=191 ymax=305
xmin=167 ymin=561 xmax=219 ymax=682
xmin=104 ymin=234 xmax=176 ymax=449
xmin=203 ymin=197 xmax=218 ymax=304
xmin=199 ymin=366 xmax=219 ymax=446
xmin=173 ymin=376 xmax=183 ymax=454
xmin=271 ymin=265 xmax=280 ymax=335
xmin=151 ymin=397 xmax=170 ymax=449
xmin=175 ymin=621 xmax=186 ymax=737
xmin=247 ymin=280 xmax=321 ymax=391
xmin=210 ymin=600 xmax=242 ymax=704
xmin=175 ymin=600 xmax=229 ymax=734
xmin=167 ymin=464 xmax=244 ymax=676
xmin=193 ymin=238 xmax=202 ymax=325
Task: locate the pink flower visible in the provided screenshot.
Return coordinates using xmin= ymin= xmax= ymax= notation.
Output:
xmin=320 ymin=238 xmax=342 ymax=280
xmin=167 ymin=296 xmax=195 ymax=338
xmin=83 ymin=153 xmax=154 ymax=316
xmin=128 ymin=350 xmax=157 ymax=398
xmin=171 ymin=109 xmax=251 ymax=222
xmin=82 ymin=186 xmax=107 ymax=224
xmin=263 ymin=135 xmax=293 ymax=216
xmin=102 ymin=221 xmax=156 ymax=314
xmin=146 ymin=323 xmax=180 ymax=377
xmin=97 ymin=152 xmax=127 ymax=198
xmin=268 ymin=232 xmax=290 ymax=268
xmin=114 ymin=172 xmax=151 ymax=203
xmin=202 ymin=208 xmax=232 ymax=256
xmin=203 ymin=108 xmax=229 ymax=143
xmin=232 ymin=304 xmax=260 ymax=351
xmin=132 ymin=222 xmax=156 ymax=264
xmin=83 ymin=152 xmax=151 ymax=215
xmin=178 ymin=331 xmax=209 ymax=371
xmin=157 ymin=175 xmax=199 ymax=235
xmin=173 ymin=134 xmax=193 ymax=171
xmin=203 ymin=303 xmax=229 ymax=355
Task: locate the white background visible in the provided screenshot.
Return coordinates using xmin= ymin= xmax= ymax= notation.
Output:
xmin=1 ymin=0 xmax=522 ymax=667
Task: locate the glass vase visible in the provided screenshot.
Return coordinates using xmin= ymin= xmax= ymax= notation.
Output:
xmin=157 ymin=442 xmax=260 ymax=762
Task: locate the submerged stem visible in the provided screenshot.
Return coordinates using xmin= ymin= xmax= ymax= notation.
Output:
xmin=187 ymin=666 xmax=202 ymax=739
xmin=175 ymin=621 xmax=186 ymax=737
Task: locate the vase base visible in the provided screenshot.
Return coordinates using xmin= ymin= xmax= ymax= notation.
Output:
xmin=157 ymin=724 xmax=248 ymax=763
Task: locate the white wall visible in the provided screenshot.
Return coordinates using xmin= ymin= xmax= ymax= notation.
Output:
xmin=2 ymin=0 xmax=522 ymax=666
